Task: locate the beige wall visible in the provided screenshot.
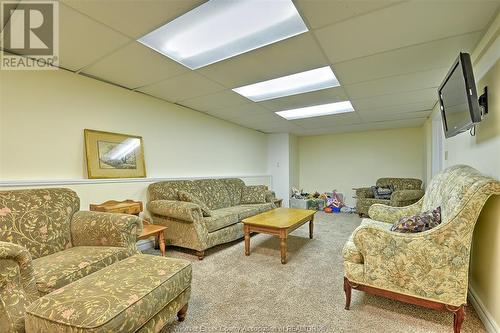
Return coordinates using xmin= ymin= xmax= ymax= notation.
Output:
xmin=0 ymin=68 xmax=269 ymax=210
xmin=445 ymin=58 xmax=500 ymax=329
xmin=422 ymin=14 xmax=500 ymax=329
xmin=298 ymin=127 xmax=424 ymax=206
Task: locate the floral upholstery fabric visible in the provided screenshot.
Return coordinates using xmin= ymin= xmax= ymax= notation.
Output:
xmin=0 ymin=242 xmax=38 ymax=333
xmin=178 ymin=191 xmax=212 ymax=217
xmin=148 ymin=200 xmax=203 ymax=223
xmin=0 ymin=188 xmax=143 ymax=332
xmin=0 ymin=188 xmax=79 ymax=259
xmin=148 ymin=179 xmax=275 ymax=254
xmin=355 ymin=178 xmax=424 ymax=216
xmin=344 ymin=165 xmax=500 ymax=306
xmin=25 ymin=255 xmax=192 ymax=333
xmin=202 ymin=209 xmax=239 ymax=233
xmin=32 ymin=246 xmax=129 ymax=295
xmin=71 ymin=211 xmax=142 ymax=255
xmin=240 ymin=185 xmax=267 ymax=204
xmin=193 ymin=179 xmax=232 ymax=210
xmin=221 ymin=179 xmax=245 ymax=206
xmin=368 ymin=199 xmax=423 ymax=223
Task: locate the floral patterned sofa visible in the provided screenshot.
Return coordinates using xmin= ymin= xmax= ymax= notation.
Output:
xmin=355 ymin=177 xmax=424 ymax=217
xmin=0 ymin=188 xmax=192 ymax=333
xmin=343 ymin=165 xmax=500 ymax=333
xmin=147 ymin=178 xmax=276 ymax=259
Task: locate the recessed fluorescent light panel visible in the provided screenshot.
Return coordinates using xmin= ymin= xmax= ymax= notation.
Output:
xmin=138 ymin=0 xmax=308 ymax=70
xmin=232 ymin=66 xmax=340 ymax=102
xmin=276 ymin=101 xmax=355 ymax=120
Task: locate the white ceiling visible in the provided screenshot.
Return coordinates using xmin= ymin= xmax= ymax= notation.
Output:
xmin=3 ymin=0 xmax=499 ymax=136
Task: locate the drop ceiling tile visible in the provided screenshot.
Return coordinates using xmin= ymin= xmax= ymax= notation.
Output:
xmin=291 ymin=112 xmax=362 ymax=129
xmin=57 ymin=4 xmax=131 ymax=71
xmin=344 ymin=68 xmax=448 ymax=99
xmin=81 ymin=42 xmax=187 ymax=89
xmin=351 ymin=88 xmax=438 ymax=110
xmin=315 ymin=1 xmax=499 ymax=63
xmin=230 ymin=113 xmax=285 ymax=127
xmin=137 ymin=72 xmax=225 ymax=103
xmin=203 ymin=103 xmax=270 ymax=120
xmin=355 ymin=100 xmax=434 ymax=115
xmin=180 ymin=90 xmax=249 ymax=112
xmin=197 ymin=33 xmax=329 ymax=88
xmin=334 ymin=32 xmax=483 ymax=85
xmin=61 ymin=0 xmax=205 ymax=39
xmin=359 ymin=110 xmax=431 ymax=122
xmin=296 ymin=0 xmax=402 ymax=29
xmin=259 ymin=86 xmax=348 ymax=112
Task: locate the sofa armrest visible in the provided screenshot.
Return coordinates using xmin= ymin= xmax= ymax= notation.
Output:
xmin=390 ymin=189 xmax=425 ymax=206
xmin=0 ymin=242 xmax=39 ymax=332
xmin=265 ymin=190 xmax=276 ymax=203
xmin=368 ymin=198 xmax=423 ymax=223
xmin=355 ymin=187 xmax=374 ymax=198
xmin=147 ymin=200 xmax=202 ymax=223
xmin=70 ymin=211 xmax=143 ymax=253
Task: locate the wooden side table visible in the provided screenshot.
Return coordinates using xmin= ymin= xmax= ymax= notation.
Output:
xmin=89 ymin=199 xmax=167 ymax=256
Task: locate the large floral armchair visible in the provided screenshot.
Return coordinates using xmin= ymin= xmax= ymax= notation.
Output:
xmin=0 ymin=188 xmax=143 ymax=332
xmin=343 ymin=165 xmax=500 ymax=333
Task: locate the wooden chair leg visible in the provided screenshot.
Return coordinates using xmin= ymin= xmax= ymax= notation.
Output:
xmin=177 ymin=303 xmax=188 ymax=322
xmin=453 ymin=305 xmax=465 ymax=333
xmin=196 ymin=251 xmax=205 ymax=260
xmin=344 ymin=277 xmax=352 ymax=310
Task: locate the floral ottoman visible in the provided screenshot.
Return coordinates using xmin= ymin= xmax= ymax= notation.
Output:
xmin=25 ymin=255 xmax=192 ymax=333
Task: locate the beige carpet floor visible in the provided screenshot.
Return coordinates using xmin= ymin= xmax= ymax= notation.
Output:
xmin=146 ymin=212 xmax=486 ymax=333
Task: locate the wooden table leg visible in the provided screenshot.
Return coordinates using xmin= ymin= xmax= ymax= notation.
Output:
xmin=280 ymin=230 xmax=287 ymax=264
xmin=244 ymin=225 xmax=250 ymax=256
xmin=158 ymin=231 xmax=166 ymax=256
xmin=309 ymin=216 xmax=314 ymax=239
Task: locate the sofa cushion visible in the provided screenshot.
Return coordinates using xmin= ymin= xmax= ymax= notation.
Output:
xmin=203 ymin=209 xmax=239 ymax=233
xmin=32 ymin=246 xmax=129 ymax=295
xmin=241 ymin=185 xmax=267 ymax=204
xmin=148 ymin=180 xmax=203 ymax=202
xmin=178 ymin=190 xmax=212 ymax=217
xmin=221 ymin=178 xmax=246 ymax=206
xmin=371 ymin=185 xmax=394 ymax=199
xmin=239 ymin=203 xmax=275 ymax=214
xmin=193 ymin=179 xmax=232 ymax=210
xmin=391 ymin=206 xmax=441 ymax=233
xmin=0 ymin=188 xmax=80 ymax=259
xmin=26 ymin=255 xmax=192 ymax=332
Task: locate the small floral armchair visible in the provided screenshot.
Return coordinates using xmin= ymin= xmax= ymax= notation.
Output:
xmin=0 ymin=188 xmax=143 ymax=332
xmin=343 ymin=165 xmax=500 ymax=333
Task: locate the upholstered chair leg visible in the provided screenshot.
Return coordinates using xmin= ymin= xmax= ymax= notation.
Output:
xmin=196 ymin=251 xmax=205 ymax=260
xmin=453 ymin=305 xmax=465 ymax=333
xmin=177 ymin=304 xmax=188 ymax=322
xmin=344 ymin=277 xmax=352 ymax=310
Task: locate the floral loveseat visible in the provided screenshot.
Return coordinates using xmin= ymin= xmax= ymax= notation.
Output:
xmin=343 ymin=165 xmax=500 ymax=333
xmin=0 ymin=188 xmax=192 ymax=333
xmin=355 ymin=177 xmax=424 ymax=217
xmin=147 ymin=178 xmax=275 ymax=259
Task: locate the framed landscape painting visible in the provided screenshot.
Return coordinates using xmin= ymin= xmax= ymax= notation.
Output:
xmin=84 ymin=129 xmax=146 ymax=179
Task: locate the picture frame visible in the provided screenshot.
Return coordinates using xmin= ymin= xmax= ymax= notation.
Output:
xmin=84 ymin=129 xmax=146 ymax=179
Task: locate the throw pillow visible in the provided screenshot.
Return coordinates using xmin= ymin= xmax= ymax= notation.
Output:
xmin=241 ymin=185 xmax=267 ymax=204
xmin=177 ymin=191 xmax=211 ymax=217
xmin=371 ymin=185 xmax=394 ymax=200
xmin=391 ymin=207 xmax=441 ymax=233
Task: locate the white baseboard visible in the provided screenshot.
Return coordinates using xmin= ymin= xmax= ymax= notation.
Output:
xmin=137 ymin=239 xmax=154 ymax=252
xmin=469 ymin=284 xmax=500 ymax=333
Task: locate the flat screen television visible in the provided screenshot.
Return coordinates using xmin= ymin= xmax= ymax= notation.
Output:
xmin=438 ymin=52 xmax=484 ymax=138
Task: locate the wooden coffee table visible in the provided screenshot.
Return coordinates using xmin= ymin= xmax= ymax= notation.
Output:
xmin=242 ymin=208 xmax=316 ymax=264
